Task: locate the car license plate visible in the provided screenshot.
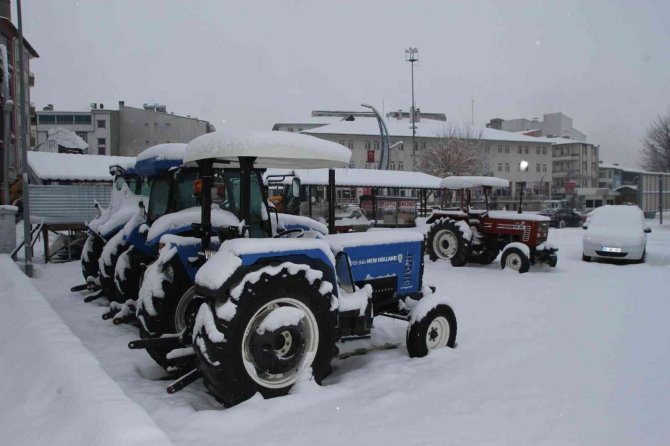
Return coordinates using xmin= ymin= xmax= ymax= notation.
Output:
xmin=601 ymin=246 xmax=622 ymax=253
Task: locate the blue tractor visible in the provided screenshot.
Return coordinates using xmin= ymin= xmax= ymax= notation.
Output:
xmin=129 ymin=130 xmax=458 ymax=407
xmin=72 ymin=161 xmax=145 ymax=299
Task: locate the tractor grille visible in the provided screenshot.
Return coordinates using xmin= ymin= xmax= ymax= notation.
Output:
xmin=595 ymin=250 xmax=627 ymax=258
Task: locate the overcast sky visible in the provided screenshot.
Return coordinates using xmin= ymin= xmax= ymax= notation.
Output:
xmin=22 ymin=0 xmax=670 ymax=167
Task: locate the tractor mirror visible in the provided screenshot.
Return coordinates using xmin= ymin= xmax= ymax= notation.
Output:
xmin=644 ymin=227 xmax=652 ymax=233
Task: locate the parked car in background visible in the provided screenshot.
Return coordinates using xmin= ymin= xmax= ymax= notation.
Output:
xmin=582 ymin=205 xmax=650 ymax=263
xmin=538 ymin=207 xmax=584 ymax=228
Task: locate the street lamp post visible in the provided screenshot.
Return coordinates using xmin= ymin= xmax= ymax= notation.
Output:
xmin=518 ymin=160 xmax=529 ymax=214
xmin=405 ymin=47 xmax=418 ymax=171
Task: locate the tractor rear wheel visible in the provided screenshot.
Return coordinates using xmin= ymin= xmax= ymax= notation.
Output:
xmin=500 ymin=247 xmax=530 ymax=273
xmin=137 ymin=260 xmax=196 ymax=372
xmin=98 ymin=233 xmax=128 ymax=303
xmin=114 ymin=247 xmax=148 ymax=303
xmin=81 ymin=234 xmax=103 ymax=282
xmin=425 ymin=218 xmax=472 ymax=266
xmin=406 ymin=304 xmax=457 ymax=358
xmin=194 ymin=266 xmax=337 ymax=408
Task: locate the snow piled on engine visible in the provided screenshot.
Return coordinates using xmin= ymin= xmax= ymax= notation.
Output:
xmin=0 ymin=255 xmax=173 ymax=446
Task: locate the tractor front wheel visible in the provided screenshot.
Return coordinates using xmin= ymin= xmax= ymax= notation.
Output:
xmin=425 ymin=218 xmax=472 ymax=266
xmin=406 ymin=304 xmax=457 ymax=358
xmin=81 ymin=234 xmax=103 ymax=283
xmin=194 ymin=266 xmax=337 ymax=408
xmin=500 ymin=247 xmax=530 ymax=273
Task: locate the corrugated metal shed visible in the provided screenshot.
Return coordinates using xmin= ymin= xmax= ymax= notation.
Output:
xmin=29 ymin=184 xmax=111 ymax=224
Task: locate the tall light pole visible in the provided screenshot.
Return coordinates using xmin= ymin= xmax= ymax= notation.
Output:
xmin=405 ymin=47 xmax=418 ymax=171
xmin=17 ymin=0 xmax=33 ymax=276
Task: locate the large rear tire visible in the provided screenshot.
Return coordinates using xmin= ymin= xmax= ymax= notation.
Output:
xmin=114 ymin=247 xmax=149 ymax=303
xmin=81 ymin=234 xmax=103 ymax=282
xmin=194 ymin=266 xmax=337 ymax=408
xmin=425 ymin=218 xmax=472 ymax=266
xmin=98 ymin=233 xmax=128 ymax=303
xmin=137 ymin=259 xmax=195 ymax=372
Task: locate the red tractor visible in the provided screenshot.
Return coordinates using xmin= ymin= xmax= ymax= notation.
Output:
xmin=425 ymin=176 xmax=557 ymax=273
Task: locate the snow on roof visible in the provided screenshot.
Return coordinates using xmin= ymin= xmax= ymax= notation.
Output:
xmin=599 ymin=162 xmax=647 ymax=174
xmin=440 ymin=176 xmax=510 ymax=189
xmin=136 ymin=143 xmax=187 ymax=162
xmin=272 ymin=115 xmax=346 ymax=128
xmin=184 ymin=129 xmax=351 ymax=169
xmin=28 ymin=152 xmax=135 ymax=181
xmin=267 ymin=168 xmax=442 ymax=189
xmin=303 ymin=117 xmax=551 ymax=144
xmin=43 ymin=128 xmax=89 ymax=150
xmin=533 ymin=136 xmax=588 ymax=145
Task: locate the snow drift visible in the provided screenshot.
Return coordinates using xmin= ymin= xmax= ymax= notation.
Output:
xmin=0 ymin=255 xmax=173 ymax=446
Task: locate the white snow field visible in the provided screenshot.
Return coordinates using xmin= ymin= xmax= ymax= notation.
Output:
xmin=2 ymin=220 xmax=670 ymax=445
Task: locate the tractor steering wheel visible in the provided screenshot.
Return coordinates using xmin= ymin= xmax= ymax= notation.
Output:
xmin=274 ymin=228 xmax=305 ymax=239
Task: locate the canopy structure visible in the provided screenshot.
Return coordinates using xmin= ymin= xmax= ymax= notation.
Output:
xmin=135 ymin=143 xmax=187 ymax=177
xmin=28 ymin=152 xmax=135 ymax=182
xmin=184 ymin=130 xmax=351 ymax=169
xmin=440 ymin=176 xmax=510 ymax=190
xmin=266 ymin=168 xmax=442 ymax=189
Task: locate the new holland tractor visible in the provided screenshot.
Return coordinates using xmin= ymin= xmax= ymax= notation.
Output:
xmin=424 ymin=176 xmax=557 ymax=273
xmin=128 ymin=130 xmax=458 ymax=408
xmin=72 ymin=161 xmax=145 ymax=298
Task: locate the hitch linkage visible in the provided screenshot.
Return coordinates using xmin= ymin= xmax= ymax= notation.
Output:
xmin=128 ymin=335 xmax=186 ymax=351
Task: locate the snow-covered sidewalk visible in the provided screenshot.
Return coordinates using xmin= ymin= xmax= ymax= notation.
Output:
xmin=0 ymin=255 xmax=173 ymax=446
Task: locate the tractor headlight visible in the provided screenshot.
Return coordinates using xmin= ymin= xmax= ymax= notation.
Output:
xmin=204 ymin=249 xmax=216 ymax=260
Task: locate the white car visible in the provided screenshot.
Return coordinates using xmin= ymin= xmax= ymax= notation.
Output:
xmin=582 ymin=205 xmax=651 ymax=263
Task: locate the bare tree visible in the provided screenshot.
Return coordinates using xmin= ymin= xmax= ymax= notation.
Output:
xmin=641 ymin=113 xmax=670 ymax=172
xmin=418 ymin=124 xmax=487 ymax=177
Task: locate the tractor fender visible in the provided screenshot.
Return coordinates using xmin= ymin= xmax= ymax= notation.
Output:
xmin=501 ymin=242 xmax=530 ymax=258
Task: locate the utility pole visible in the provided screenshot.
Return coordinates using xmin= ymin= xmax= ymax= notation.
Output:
xmin=17 ymin=0 xmax=32 ymax=276
xmin=405 ymin=47 xmax=418 ymax=171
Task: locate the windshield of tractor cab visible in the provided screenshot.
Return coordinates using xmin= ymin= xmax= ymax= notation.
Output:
xmin=217 ymin=170 xmax=270 ymax=238
xmin=174 ymin=170 xmax=200 ymax=211
xmin=147 ymin=177 xmax=170 ymax=221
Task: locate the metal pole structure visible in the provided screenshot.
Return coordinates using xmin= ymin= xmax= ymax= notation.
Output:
xmin=361 ymin=103 xmax=390 ymax=170
xmin=17 ymin=0 xmax=32 ymax=276
xmin=659 ymin=174 xmax=663 ymax=225
xmin=1 ymin=44 xmax=12 ymax=205
xmin=405 ymin=47 xmax=418 ymax=171
xmin=328 ymin=168 xmax=335 ymax=234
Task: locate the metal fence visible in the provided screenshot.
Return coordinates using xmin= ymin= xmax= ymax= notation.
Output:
xmin=639 ymin=173 xmax=670 ymax=216
xmin=29 ymin=184 xmax=111 ymax=224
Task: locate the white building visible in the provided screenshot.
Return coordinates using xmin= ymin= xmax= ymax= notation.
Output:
xmin=488 ymin=112 xmax=587 ymax=142
xmin=276 ymin=114 xmax=554 ymax=198
xmin=35 ymin=102 xmax=214 ymax=157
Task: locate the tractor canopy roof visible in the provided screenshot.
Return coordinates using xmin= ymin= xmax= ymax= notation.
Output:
xmin=440 ymin=176 xmax=510 ymax=190
xmin=183 ymin=130 xmax=351 ymax=169
xmin=135 ymin=143 xmax=188 ymax=177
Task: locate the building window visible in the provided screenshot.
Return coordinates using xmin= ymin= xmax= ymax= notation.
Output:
xmin=56 ymin=114 xmax=74 ymax=125
xmin=536 ymin=146 xmax=540 ymax=155
xmin=365 ymin=141 xmax=371 ymax=150
xmin=374 ymin=141 xmax=380 ymax=150
xmin=518 ymin=146 xmax=522 ymax=154
xmin=75 ymin=132 xmax=88 ymax=143
xmin=38 ymin=115 xmax=56 ymax=124
xmin=422 ymin=141 xmax=426 ymax=150
xmin=390 ymin=162 xmax=396 ymax=170
xmin=349 ymin=160 xmax=354 ymax=168
xmin=288 ymin=127 xmax=294 ymax=132
xmin=339 ymin=140 xmax=345 ymax=146
xmin=74 ymin=115 xmax=91 ymax=124
xmin=505 ymin=163 xmax=509 ymax=172
xmin=97 ymin=119 xmax=106 ymax=129
xmin=525 ymin=146 xmax=529 ymax=154
xmin=542 ymin=147 xmax=547 ymax=155
xmin=413 ymin=141 xmax=418 ymax=151
xmin=347 ymin=141 xmax=354 ymax=150
xmin=485 ymin=144 xmax=490 ymax=153
xmin=536 ymin=164 xmax=540 ymax=172
xmin=542 ymin=164 xmax=547 ymax=172
xmin=498 ymin=163 xmax=502 ymax=172
xmin=97 ymin=138 xmax=106 ymax=146
xmin=398 ymin=162 xmax=404 ymax=171
xmin=498 ymin=145 xmax=502 ymax=153
xmin=166 ymin=122 xmax=171 ymax=127
xmin=505 ymin=146 xmax=509 ymax=154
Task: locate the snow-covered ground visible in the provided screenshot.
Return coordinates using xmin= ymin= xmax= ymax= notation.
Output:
xmin=3 ymin=219 xmax=670 ymax=445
